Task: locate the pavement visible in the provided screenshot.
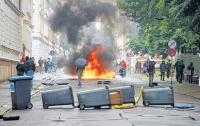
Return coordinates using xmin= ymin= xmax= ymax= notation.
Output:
xmin=0 ymin=73 xmax=50 ymax=116
xmin=0 ymin=73 xmax=200 ymax=126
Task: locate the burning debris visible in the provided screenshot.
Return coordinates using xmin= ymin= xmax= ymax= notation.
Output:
xmin=49 ymin=0 xmax=118 ymax=79
xmin=82 ymin=45 xmax=116 ymax=79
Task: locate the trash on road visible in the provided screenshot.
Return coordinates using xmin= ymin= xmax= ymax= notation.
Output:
xmin=3 ymin=115 xmax=20 ymax=121
xmin=97 ymin=80 xmax=111 ymax=85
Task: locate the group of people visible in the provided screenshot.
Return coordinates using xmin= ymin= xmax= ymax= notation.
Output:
xmin=38 ymin=57 xmax=56 ymax=74
xmin=16 ymin=56 xmax=36 ymax=77
xmin=175 ymin=59 xmax=194 ymax=83
xmin=159 ymin=60 xmax=172 ymax=81
xmin=159 ymin=59 xmax=195 ymax=84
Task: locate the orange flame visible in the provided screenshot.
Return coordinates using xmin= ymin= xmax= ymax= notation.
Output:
xmin=82 ymin=46 xmax=116 ymax=79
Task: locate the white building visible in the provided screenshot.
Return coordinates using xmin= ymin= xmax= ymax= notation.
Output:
xmin=0 ymin=0 xmax=23 ymax=81
xmin=0 ymin=0 xmax=23 ymax=61
xmin=21 ymin=0 xmax=33 ymax=57
xmin=32 ymin=0 xmax=59 ymax=64
xmin=0 ymin=0 xmax=34 ymax=81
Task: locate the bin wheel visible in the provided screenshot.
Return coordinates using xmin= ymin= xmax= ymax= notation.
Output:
xmin=27 ymin=103 xmax=33 ymax=109
xmin=43 ymin=103 xmax=48 ymax=109
xmin=80 ymin=105 xmax=85 ymax=110
xmin=143 ymin=101 xmax=150 ymax=107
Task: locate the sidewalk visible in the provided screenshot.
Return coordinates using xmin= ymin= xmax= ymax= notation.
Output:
xmin=0 ymin=73 xmax=50 ymax=116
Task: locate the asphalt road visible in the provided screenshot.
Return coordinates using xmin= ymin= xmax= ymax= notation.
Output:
xmin=0 ymin=74 xmax=200 ymax=126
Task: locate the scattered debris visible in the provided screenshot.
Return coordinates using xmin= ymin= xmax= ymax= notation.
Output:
xmin=97 ymin=80 xmax=111 ymax=85
xmin=188 ymin=116 xmax=196 ymax=121
xmin=3 ymin=115 xmax=20 ymax=121
xmin=103 ymin=81 xmax=111 ymax=84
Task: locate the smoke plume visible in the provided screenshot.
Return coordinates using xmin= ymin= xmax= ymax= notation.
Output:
xmin=49 ymin=0 xmax=118 ymax=74
xmin=49 ymin=0 xmax=116 ymax=45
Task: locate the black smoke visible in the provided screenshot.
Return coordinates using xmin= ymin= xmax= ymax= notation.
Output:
xmin=49 ymin=0 xmax=116 ymax=45
xmin=49 ymin=0 xmax=118 ymax=74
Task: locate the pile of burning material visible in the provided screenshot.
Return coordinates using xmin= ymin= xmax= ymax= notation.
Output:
xmin=73 ymin=45 xmax=116 ymax=80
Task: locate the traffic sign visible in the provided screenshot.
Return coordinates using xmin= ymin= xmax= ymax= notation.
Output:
xmin=168 ymin=40 xmax=176 ymax=48
xmin=168 ymin=48 xmax=176 ymax=57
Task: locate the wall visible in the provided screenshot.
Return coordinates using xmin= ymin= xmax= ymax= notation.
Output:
xmin=0 ymin=60 xmax=17 ymax=82
xmin=0 ymin=0 xmax=23 ymax=81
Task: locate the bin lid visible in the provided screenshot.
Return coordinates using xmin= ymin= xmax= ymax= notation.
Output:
xmin=8 ymin=76 xmax=33 ymax=81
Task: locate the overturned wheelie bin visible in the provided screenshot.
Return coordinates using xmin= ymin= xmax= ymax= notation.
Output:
xmin=110 ymin=85 xmax=135 ymax=104
xmin=41 ymin=86 xmax=74 ymax=109
xmin=77 ymin=86 xmax=111 ymax=110
xmin=142 ymin=87 xmax=174 ymax=107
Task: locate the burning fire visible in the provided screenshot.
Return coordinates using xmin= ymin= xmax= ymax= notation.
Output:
xmin=82 ymin=46 xmax=116 ymax=79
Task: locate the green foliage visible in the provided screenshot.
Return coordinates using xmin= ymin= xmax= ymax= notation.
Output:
xmin=118 ymin=0 xmax=200 ymax=56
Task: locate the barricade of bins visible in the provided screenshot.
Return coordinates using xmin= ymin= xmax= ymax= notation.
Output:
xmin=40 ymin=85 xmax=175 ymax=110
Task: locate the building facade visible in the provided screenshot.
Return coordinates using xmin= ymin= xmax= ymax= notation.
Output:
xmin=32 ymin=0 xmax=59 ymax=65
xmin=0 ymin=0 xmax=23 ymax=81
xmin=21 ymin=0 xmax=33 ymax=57
xmin=0 ymin=0 xmax=34 ymax=81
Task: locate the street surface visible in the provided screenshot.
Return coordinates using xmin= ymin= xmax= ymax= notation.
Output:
xmin=0 ymin=73 xmax=200 ymax=126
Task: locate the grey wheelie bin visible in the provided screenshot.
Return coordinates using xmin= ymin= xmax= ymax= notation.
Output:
xmin=41 ymin=86 xmax=74 ymax=109
xmin=142 ymin=87 xmax=174 ymax=107
xmin=8 ymin=76 xmax=33 ymax=110
xmin=77 ymin=86 xmax=111 ymax=110
xmin=110 ymin=85 xmax=135 ymax=104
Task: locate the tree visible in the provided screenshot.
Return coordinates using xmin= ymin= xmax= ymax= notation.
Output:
xmin=118 ymin=0 xmax=200 ymax=56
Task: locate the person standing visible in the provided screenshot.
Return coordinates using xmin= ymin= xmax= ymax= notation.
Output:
xmin=175 ymin=59 xmax=181 ymax=82
xmin=38 ymin=57 xmax=44 ymax=74
xmin=166 ymin=60 xmax=172 ymax=78
xmin=25 ymin=56 xmax=36 ymax=87
xmin=119 ymin=60 xmax=127 ymax=77
xmin=75 ymin=58 xmax=87 ymax=87
xmin=175 ymin=59 xmax=185 ymax=83
xmin=44 ymin=60 xmax=48 ymax=73
xmin=146 ymin=59 xmax=156 ymax=87
xmin=16 ymin=59 xmax=25 ymax=76
xmin=160 ymin=61 xmax=166 ymax=81
xmin=187 ymin=62 xmax=194 ymax=83
xmin=179 ymin=60 xmax=185 ymax=83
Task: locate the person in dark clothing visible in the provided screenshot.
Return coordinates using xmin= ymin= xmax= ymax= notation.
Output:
xmin=24 ymin=56 xmax=36 ymax=88
xmin=180 ymin=60 xmax=185 ymax=83
xmin=166 ymin=60 xmax=172 ymax=78
xmin=145 ymin=59 xmax=156 ymax=87
xmin=16 ymin=59 xmax=25 ymax=76
xmin=175 ymin=59 xmax=181 ymax=82
xmin=44 ymin=60 xmax=48 ymax=73
xmin=25 ymin=56 xmax=36 ymax=74
xmin=175 ymin=59 xmax=185 ymax=83
xmin=75 ymin=58 xmax=87 ymax=87
xmin=160 ymin=61 xmax=166 ymax=81
xmin=187 ymin=62 xmax=194 ymax=83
